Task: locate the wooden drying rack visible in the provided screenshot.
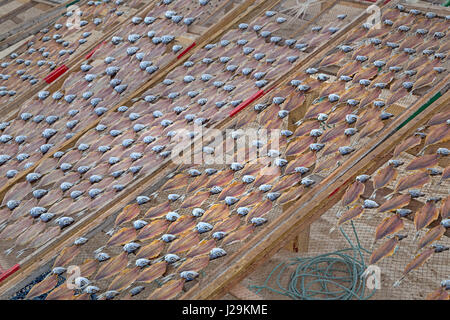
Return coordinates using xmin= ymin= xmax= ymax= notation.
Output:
xmin=0 ymin=0 xmax=448 ymax=300
xmin=0 ymin=0 xmax=153 ymax=118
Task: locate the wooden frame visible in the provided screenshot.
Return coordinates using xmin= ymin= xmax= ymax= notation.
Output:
xmin=0 ymin=0 xmax=374 ymax=297
xmin=2 ymin=0 xmax=447 ymax=300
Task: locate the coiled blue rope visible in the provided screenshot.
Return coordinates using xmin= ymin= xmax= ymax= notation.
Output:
xmin=249 ymin=222 xmax=377 ymax=300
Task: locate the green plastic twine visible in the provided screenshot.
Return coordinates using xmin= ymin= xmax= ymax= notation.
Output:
xmin=249 ymin=222 xmax=377 ymax=300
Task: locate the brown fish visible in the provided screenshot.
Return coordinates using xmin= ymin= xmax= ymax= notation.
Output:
xmin=136 ymin=240 xmax=165 ymax=260
xmin=115 ymin=203 xmax=140 ymax=227
xmin=377 ymin=194 xmax=411 ymax=213
xmin=45 ymin=285 xmax=75 ymax=300
xmin=374 ymin=214 xmax=404 ymax=242
xmin=405 ymin=154 xmax=439 ymax=171
xmin=145 ymin=202 xmax=171 ymax=219
xmin=94 ymin=252 xmax=129 ymax=281
xmin=26 ymin=275 xmax=58 ymax=300
xmin=147 ymin=279 xmax=184 ymax=300
xmin=177 ymin=255 xmax=209 ymax=273
xmin=337 ymin=206 xmax=364 ymax=227
xmin=342 ymin=181 xmax=365 ymax=207
xmin=161 ymin=174 xmax=189 ymax=192
xmin=186 ymin=239 xmax=215 ymax=258
xmin=393 ymin=135 xmax=422 ymax=157
xmin=424 ymin=124 xmax=449 ymax=148
xmin=107 ymin=227 xmax=137 ymax=247
xmin=395 ymin=171 xmax=430 ymax=193
xmin=417 ymin=225 xmax=447 ymax=251
xmin=137 ymin=219 xmax=169 ymax=242
xmin=373 ymin=165 xmax=397 ymax=191
xmin=136 ymin=261 xmax=166 ymax=283
xmin=403 ymin=247 xmax=434 ymax=277
xmin=108 ymin=267 xmax=140 ymax=292
xmin=53 ymin=245 xmax=81 ymax=268
xmin=223 ymin=224 xmax=254 ymax=246
xmin=369 ymin=235 xmax=404 ymax=265
xmin=202 ymin=203 xmax=230 ymax=224
xmin=180 ymin=191 xmax=210 ymax=209
xmin=414 ymin=201 xmax=439 ymax=231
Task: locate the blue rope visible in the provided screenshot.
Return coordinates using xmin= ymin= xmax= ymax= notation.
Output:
xmin=249 ymin=222 xmax=377 ymax=300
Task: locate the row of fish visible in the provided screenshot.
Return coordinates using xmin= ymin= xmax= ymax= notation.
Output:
xmin=0 ymin=2 xmax=361 ymax=263
xmin=7 ymin=3 xmax=449 ymax=299
xmin=335 ymin=110 xmax=449 ymax=299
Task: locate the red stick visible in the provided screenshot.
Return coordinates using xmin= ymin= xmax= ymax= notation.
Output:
xmin=177 ymin=42 xmax=196 ymax=59
xmin=44 ymin=65 xmax=68 ymax=84
xmin=0 ymin=264 xmax=20 ymax=284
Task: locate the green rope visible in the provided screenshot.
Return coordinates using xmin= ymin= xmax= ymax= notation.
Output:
xmin=249 ymin=222 xmax=377 ymax=300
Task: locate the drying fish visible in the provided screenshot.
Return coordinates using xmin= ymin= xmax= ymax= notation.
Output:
xmin=137 ymin=219 xmax=169 ymax=242
xmin=114 ymin=203 xmax=140 ymax=227
xmin=161 ymin=173 xmax=190 ymax=192
xmin=147 ymin=279 xmax=184 ymax=300
xmin=414 ymin=200 xmax=440 ymax=232
xmin=374 ymin=214 xmax=404 ymax=242
xmin=417 ymin=222 xmax=448 ymax=251
xmin=393 ymin=135 xmax=422 ymax=157
xmin=377 ymin=194 xmax=411 ymax=213
xmin=369 ymin=234 xmax=407 ymax=265
xmin=107 ymin=227 xmax=137 ymax=247
xmin=395 ymin=245 xmax=449 ymax=287
xmin=94 ymin=252 xmax=129 ymax=281
xmin=395 ymin=171 xmax=430 ymax=193
xmin=337 ymin=206 xmax=364 ymax=227
xmin=371 ymin=164 xmax=397 ymax=199
xmin=136 ymin=261 xmax=166 ymax=283
xmin=405 ymin=154 xmax=439 ymax=171
xmin=145 ymin=202 xmax=171 ymax=219
xmin=25 ymin=274 xmax=58 ymax=300
xmin=108 ymin=267 xmax=141 ymax=292
xmin=423 ymin=124 xmax=449 ymax=149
